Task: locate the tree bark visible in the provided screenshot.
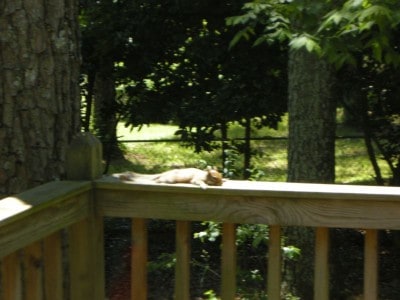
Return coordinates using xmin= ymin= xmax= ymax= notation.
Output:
xmin=285 ymin=49 xmax=336 ymax=299
xmin=287 ymin=49 xmax=336 ymax=183
xmin=0 ymin=0 xmax=81 ymax=196
xmin=243 ymin=117 xmax=252 ymax=180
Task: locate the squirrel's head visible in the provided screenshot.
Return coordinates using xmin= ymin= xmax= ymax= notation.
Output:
xmin=205 ymin=166 xmax=223 ymax=186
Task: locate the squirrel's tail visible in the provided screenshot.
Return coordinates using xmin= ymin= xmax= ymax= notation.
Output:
xmin=119 ymin=172 xmax=159 ymax=182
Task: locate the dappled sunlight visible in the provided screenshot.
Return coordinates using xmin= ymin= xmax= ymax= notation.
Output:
xmin=0 ymin=197 xmax=31 ymax=221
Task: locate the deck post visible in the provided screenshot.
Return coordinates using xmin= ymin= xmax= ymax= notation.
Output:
xmin=24 ymin=241 xmax=44 ymax=300
xmin=221 ymin=223 xmax=237 ymax=300
xmin=314 ymin=227 xmax=329 ymax=300
xmin=43 ymin=232 xmax=63 ymax=300
xmin=131 ymin=218 xmax=148 ymax=300
xmin=1 ymin=252 xmax=23 ymax=300
xmin=175 ymin=221 xmax=191 ymax=300
xmin=364 ymin=229 xmax=378 ymax=300
xmin=268 ymin=225 xmax=281 ymax=300
xmin=66 ymin=132 xmax=104 ymax=300
xmin=65 ymin=132 xmax=103 ymax=181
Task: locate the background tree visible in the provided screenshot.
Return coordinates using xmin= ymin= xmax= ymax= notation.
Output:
xmin=80 ymin=0 xmax=132 ymax=158
xmin=227 ymin=0 xmax=400 ymax=180
xmin=122 ymin=2 xmax=287 ymax=178
xmin=227 ymin=0 xmax=400 ymax=297
xmin=0 ymin=0 xmax=81 ymax=197
xmin=80 ymin=0 xmax=202 ymax=159
xmin=341 ymin=54 xmax=400 ymax=186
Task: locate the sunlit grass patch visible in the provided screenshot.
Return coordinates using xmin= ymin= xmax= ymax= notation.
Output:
xmin=117 ymin=123 xmax=178 ymax=142
xmin=335 ymin=139 xmax=390 ymax=184
xmin=112 ymin=122 xmax=391 ymax=185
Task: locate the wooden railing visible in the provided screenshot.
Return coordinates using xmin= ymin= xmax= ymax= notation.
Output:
xmin=0 ymin=180 xmax=104 ymax=300
xmin=1 ymin=133 xmax=400 ymax=299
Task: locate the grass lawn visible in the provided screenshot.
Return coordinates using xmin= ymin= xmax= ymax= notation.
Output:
xmin=111 ymin=119 xmax=391 ymax=185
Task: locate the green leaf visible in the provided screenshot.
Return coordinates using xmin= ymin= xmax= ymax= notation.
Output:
xmin=358 ymin=5 xmax=392 ymax=22
xmin=283 ymin=245 xmax=301 ymax=260
xmin=228 ymin=27 xmax=255 ymax=49
xmin=289 ymin=35 xmax=322 ymax=55
xmin=359 ymin=20 xmax=375 ymax=32
xmin=321 ymin=10 xmax=346 ymax=29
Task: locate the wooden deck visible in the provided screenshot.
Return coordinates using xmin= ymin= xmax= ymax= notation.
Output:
xmin=1 ymin=133 xmax=400 ymax=299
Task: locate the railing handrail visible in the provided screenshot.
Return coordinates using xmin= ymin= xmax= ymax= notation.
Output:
xmin=0 ymin=181 xmax=92 ymax=258
xmin=2 ymin=177 xmax=400 ymax=239
xmin=96 ymin=175 xmax=400 ymax=198
xmin=95 ymin=176 xmax=400 ymax=229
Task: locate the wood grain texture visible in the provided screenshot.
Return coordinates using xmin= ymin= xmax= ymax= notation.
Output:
xmin=24 ymin=241 xmax=43 ymax=300
xmin=364 ymin=229 xmax=378 ymax=300
xmin=95 ymin=179 xmax=400 ymax=229
xmin=1 ymin=252 xmax=23 ymax=300
xmin=267 ymin=225 xmax=281 ymax=300
xmin=43 ymin=232 xmax=63 ymax=300
xmin=314 ymin=227 xmax=329 ymax=300
xmin=68 ymin=213 xmax=105 ymax=300
xmin=0 ymin=181 xmax=91 ymax=258
xmin=221 ymin=223 xmax=237 ymax=300
xmin=175 ymin=221 xmax=191 ymax=300
xmin=131 ymin=218 xmax=148 ymax=300
xmin=0 ymin=181 xmax=91 ymax=223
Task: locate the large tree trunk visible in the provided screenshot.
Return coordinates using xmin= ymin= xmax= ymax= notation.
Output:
xmin=285 ymin=49 xmax=336 ymax=299
xmin=0 ymin=0 xmax=81 ymax=197
xmin=287 ymin=49 xmax=336 ymax=183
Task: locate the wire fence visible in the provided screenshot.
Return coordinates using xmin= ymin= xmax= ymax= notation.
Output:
xmin=116 ymin=135 xmax=365 ymax=144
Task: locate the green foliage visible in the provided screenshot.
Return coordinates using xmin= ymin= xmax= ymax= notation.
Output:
xmin=237 ymin=224 xmax=269 ymax=248
xmin=80 ymin=0 xmax=288 ymax=175
xmin=192 ymin=221 xmax=305 ymax=299
xmin=222 ymin=146 xmax=242 ymax=179
xmin=225 ymin=0 xmax=400 ymax=187
xmin=119 ymin=2 xmax=287 ymax=153
xmin=203 ymin=289 xmax=219 ymax=300
xmin=340 ymin=58 xmax=400 ymax=185
xmin=318 ymin=0 xmax=400 ymax=66
xmin=289 ymin=34 xmax=321 ymax=55
xmin=227 ymin=0 xmax=400 ymax=68
xmin=226 ymin=0 xmax=292 ymax=46
xmin=194 ymin=222 xmax=221 ymax=243
xmin=282 ymin=245 xmax=301 ymax=260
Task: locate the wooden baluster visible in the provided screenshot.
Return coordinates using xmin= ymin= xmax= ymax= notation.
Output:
xmin=66 ymin=132 xmax=105 ymax=300
xmin=43 ymin=231 xmax=63 ymax=300
xmin=267 ymin=225 xmax=281 ymax=300
xmin=69 ymin=213 xmax=105 ymax=300
xmin=221 ymin=223 xmax=236 ymax=300
xmin=364 ymin=229 xmax=378 ymax=300
xmin=175 ymin=221 xmax=191 ymax=300
xmin=1 ymin=252 xmax=23 ymax=300
xmin=131 ymin=218 xmax=148 ymax=300
xmin=314 ymin=227 xmax=329 ymax=300
xmin=24 ymin=241 xmax=43 ymax=300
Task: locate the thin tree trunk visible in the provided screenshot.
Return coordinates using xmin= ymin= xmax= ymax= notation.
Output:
xmin=0 ymin=0 xmax=81 ymax=196
xmin=83 ymin=70 xmax=96 ymax=132
xmin=243 ymin=117 xmax=251 ymax=179
xmin=93 ymin=60 xmax=122 ymax=161
xmin=221 ymin=122 xmax=228 ymax=169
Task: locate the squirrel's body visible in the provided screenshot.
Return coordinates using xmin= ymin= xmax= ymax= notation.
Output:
xmin=119 ymin=167 xmax=223 ymax=188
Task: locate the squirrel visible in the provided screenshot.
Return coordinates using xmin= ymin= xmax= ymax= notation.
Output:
xmin=119 ymin=167 xmax=223 ymax=189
